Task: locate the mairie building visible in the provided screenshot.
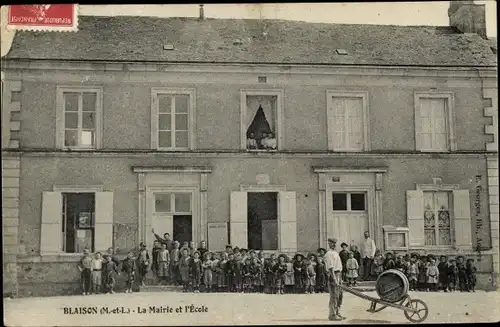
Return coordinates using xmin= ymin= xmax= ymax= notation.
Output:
xmin=1 ymin=2 xmax=498 ymax=297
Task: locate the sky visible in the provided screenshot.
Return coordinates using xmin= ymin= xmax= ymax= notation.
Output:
xmin=1 ymin=2 xmax=498 ymax=58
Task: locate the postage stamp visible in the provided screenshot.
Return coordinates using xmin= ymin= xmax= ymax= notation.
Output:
xmin=7 ymin=4 xmax=78 ymax=32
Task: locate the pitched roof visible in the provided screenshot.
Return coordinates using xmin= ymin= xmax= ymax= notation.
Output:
xmin=5 ymin=15 xmax=497 ymax=66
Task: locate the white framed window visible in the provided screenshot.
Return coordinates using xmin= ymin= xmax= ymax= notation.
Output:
xmin=423 ymin=191 xmax=452 ymax=247
xmin=414 ymin=92 xmax=456 ymax=152
xmin=56 ymin=86 xmax=103 ymax=150
xmin=151 ymin=88 xmax=196 ymax=150
xmin=327 ymin=91 xmax=370 ymax=151
xmin=40 ymin=188 xmax=113 ymax=255
xmin=240 ymin=89 xmax=284 ymax=151
xmin=155 ymin=192 xmax=192 ymax=214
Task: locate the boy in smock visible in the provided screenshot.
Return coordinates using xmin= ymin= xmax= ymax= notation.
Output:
xmin=345 ymin=252 xmax=359 ymax=286
xmin=156 ymin=243 xmax=170 ymax=285
xmin=78 ymin=248 xmax=93 ymax=295
xmin=90 ymin=252 xmax=103 ymax=294
xmin=121 ymin=251 xmax=137 ymax=293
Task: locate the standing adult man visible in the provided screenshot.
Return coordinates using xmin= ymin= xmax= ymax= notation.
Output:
xmin=152 ymin=228 xmax=173 ymax=251
xmin=362 ymin=231 xmax=377 ymax=281
xmin=324 ymin=238 xmax=345 ymax=321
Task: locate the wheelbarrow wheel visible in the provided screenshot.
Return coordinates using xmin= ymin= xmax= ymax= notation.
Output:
xmin=404 ymin=299 xmax=429 ymax=323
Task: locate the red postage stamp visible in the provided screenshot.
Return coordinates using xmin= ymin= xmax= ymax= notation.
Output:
xmin=7 ymin=4 xmax=78 ymax=32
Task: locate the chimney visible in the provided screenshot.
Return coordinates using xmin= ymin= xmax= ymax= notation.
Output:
xmin=448 ymin=0 xmax=487 ymax=39
xmin=199 ymin=4 xmax=204 ymax=20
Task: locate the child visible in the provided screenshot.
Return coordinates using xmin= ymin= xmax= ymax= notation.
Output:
xmin=394 ymin=254 xmax=404 ymax=272
xmin=306 ymin=255 xmax=317 ymax=294
xmin=417 ymin=255 xmax=428 ymax=291
xmin=383 ymin=252 xmax=396 ymax=271
xmin=121 ymin=251 xmax=137 ymax=293
xmin=211 ymin=252 xmax=220 ymax=292
xmin=402 ymin=254 xmax=411 ymax=276
xmin=216 ymin=252 xmax=228 ymax=292
xmin=456 ymin=256 xmax=468 ymax=292
xmin=156 ymin=243 xmax=170 ymax=285
xmin=466 ymin=258 xmax=477 ymax=292
xmin=151 ymin=240 xmax=161 ymax=281
xmin=426 ymin=259 xmax=439 ymax=292
xmin=190 ymin=251 xmax=202 ymax=293
xmin=78 ymin=249 xmax=93 ymax=295
xmin=265 ymin=254 xmax=277 ymax=294
xmin=179 ymin=248 xmax=191 ymax=292
xmin=275 ymin=254 xmax=288 ymax=295
xmin=346 ymin=252 xmax=359 ymax=286
xmin=339 ymin=243 xmax=349 ymax=282
xmin=317 ymin=247 xmax=327 ymax=259
xmin=351 ymin=245 xmax=362 ymax=277
xmin=202 ymin=252 xmax=213 ymax=293
xmin=373 ymin=250 xmax=385 ymax=277
xmin=225 ymin=253 xmax=237 ymax=292
xmin=234 ymin=252 xmax=243 ymax=293
xmin=91 ymin=252 xmax=103 ymax=294
xmin=284 ymin=255 xmax=295 ymax=294
xmin=315 ymin=256 xmax=326 ymax=293
xmin=137 ymin=242 xmax=150 ymax=286
xmin=170 ymin=241 xmax=180 ymax=285
xmin=438 ymin=255 xmax=449 ymax=292
xmin=447 ymin=258 xmax=458 ymax=292
xmin=293 ymin=253 xmax=306 ymax=294
xmin=408 ymin=255 xmax=419 ymax=291
xmin=102 ymin=254 xmax=118 ymax=294
xmin=250 ymin=257 xmax=262 ymax=293
xmin=188 ymin=241 xmax=196 ymax=256
xmin=242 ymin=258 xmax=252 ymax=292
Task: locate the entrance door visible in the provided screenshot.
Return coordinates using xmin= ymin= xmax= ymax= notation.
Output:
xmin=174 ymin=215 xmax=192 ymax=245
xmin=247 ymin=192 xmax=278 ymax=250
xmin=331 ymin=192 xmax=369 ymax=250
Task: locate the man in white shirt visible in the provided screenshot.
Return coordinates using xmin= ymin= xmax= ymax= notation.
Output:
xmin=362 ymin=231 xmax=377 ymax=281
xmin=324 ymin=238 xmax=345 ymax=321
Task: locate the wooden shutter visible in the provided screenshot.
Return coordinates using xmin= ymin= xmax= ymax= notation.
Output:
xmin=406 ymin=190 xmax=425 ymax=247
xmin=278 ymin=191 xmax=297 ymax=253
xmin=230 ymin=191 xmax=247 ymax=248
xmin=346 ymin=98 xmax=364 ymax=150
xmin=40 ymin=192 xmax=63 ymax=255
xmin=328 ymin=97 xmax=346 ymax=151
xmin=453 ymin=190 xmax=472 ymax=249
xmin=94 ymin=192 xmax=114 ymax=252
xmin=433 ymin=98 xmax=448 ymax=151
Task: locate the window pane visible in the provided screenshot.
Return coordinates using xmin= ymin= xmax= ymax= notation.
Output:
xmin=175 ymin=131 xmax=189 ymax=148
xmin=155 ymin=193 xmax=172 ymax=212
xmin=64 ymin=130 xmax=78 ymax=146
xmin=159 ymin=95 xmax=172 ymax=113
xmin=332 ymin=193 xmax=347 ymax=211
xmin=65 ymin=112 xmax=78 ymax=129
xmin=175 ymin=95 xmax=189 ymax=113
xmin=82 ymin=93 xmax=96 ymax=112
xmin=159 ymin=131 xmax=172 ymax=148
xmin=159 ymin=113 xmax=171 ymax=130
xmin=435 ymin=133 xmax=448 ymax=150
xmin=64 ymin=93 xmax=79 ymax=112
xmin=174 ymin=193 xmax=191 ymax=212
xmin=81 ymin=130 xmax=94 ymax=147
xmin=350 ymin=193 xmax=366 ymax=211
xmin=175 ymin=113 xmax=188 ymax=130
xmin=82 ymin=112 xmax=95 ymax=129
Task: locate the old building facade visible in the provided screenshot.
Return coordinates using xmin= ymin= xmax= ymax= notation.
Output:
xmin=2 ymin=2 xmax=498 ymax=297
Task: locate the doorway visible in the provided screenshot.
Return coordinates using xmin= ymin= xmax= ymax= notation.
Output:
xmin=173 ymin=215 xmax=192 ymax=245
xmin=247 ymin=192 xmax=278 ymax=250
xmin=331 ymin=192 xmax=369 ymax=250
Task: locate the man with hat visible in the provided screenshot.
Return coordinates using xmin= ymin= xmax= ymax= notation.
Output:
xmin=324 ymin=238 xmax=345 ymax=321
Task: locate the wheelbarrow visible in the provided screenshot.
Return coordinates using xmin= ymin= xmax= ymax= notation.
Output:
xmin=339 ymin=269 xmax=429 ymax=323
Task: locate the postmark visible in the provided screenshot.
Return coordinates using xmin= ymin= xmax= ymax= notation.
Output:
xmin=7 ymin=4 xmax=78 ymax=32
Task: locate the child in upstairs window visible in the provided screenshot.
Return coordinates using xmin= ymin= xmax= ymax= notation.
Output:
xmin=346 ymin=252 xmax=359 ymax=287
xmin=247 ymin=132 xmax=258 ymax=150
xmin=78 ymin=248 xmax=93 ymax=295
xmin=121 ymin=251 xmax=137 ymax=293
xmin=264 ymin=132 xmax=277 ymax=150
xmin=426 ymin=259 xmax=439 ymax=292
xmin=465 ymin=258 xmax=477 ymax=292
xmin=438 ymin=255 xmax=449 ymax=292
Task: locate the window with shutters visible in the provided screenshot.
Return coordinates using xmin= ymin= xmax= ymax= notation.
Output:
xmin=327 ymin=91 xmax=369 ymax=151
xmin=423 ymin=191 xmax=452 ymax=247
xmin=56 ymin=87 xmax=103 ymax=149
xmin=414 ymin=92 xmax=456 ymax=152
xmin=151 ymin=88 xmax=196 ymax=150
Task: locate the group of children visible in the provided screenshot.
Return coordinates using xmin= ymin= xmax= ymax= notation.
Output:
xmin=374 ymin=251 xmax=478 ymax=292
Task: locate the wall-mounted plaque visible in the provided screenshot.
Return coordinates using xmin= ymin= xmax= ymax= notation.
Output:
xmin=208 ymin=222 xmax=228 ymax=252
xmin=383 ymin=225 xmax=409 ymax=251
